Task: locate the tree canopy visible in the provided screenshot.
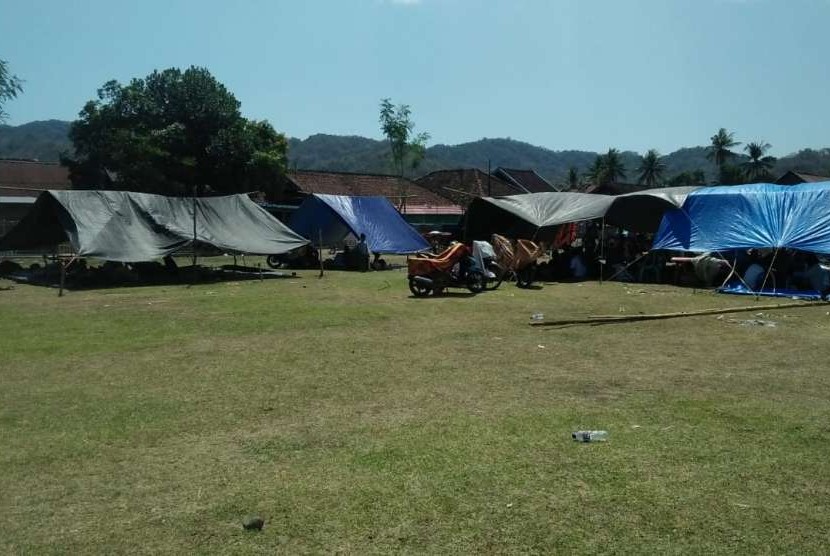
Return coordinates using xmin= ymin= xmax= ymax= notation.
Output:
xmin=0 ymin=59 xmax=24 ymax=124
xmin=62 ymin=67 xmax=287 ymax=196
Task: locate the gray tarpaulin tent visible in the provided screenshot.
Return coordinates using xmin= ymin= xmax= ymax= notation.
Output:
xmin=0 ymin=190 xmax=309 ymax=261
xmin=604 ymin=187 xmax=701 ymax=232
xmin=464 ymin=192 xmax=615 ymax=241
xmin=464 ymin=187 xmax=699 ymax=240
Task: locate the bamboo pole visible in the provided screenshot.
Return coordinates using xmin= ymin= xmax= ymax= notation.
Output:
xmin=529 ymin=300 xmax=824 ymax=327
xmin=757 ymin=247 xmax=780 ymax=300
xmin=318 ymin=229 xmax=324 ymax=278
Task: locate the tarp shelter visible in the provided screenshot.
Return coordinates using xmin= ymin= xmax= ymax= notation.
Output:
xmin=652 ymin=182 xmax=830 ymax=254
xmin=464 ymin=192 xmax=615 ymax=241
xmin=289 ymin=194 xmax=430 ymax=254
xmin=464 ymin=188 xmax=697 ymax=241
xmin=605 ymin=187 xmax=701 ymax=233
xmin=0 ymin=190 xmax=309 ymax=261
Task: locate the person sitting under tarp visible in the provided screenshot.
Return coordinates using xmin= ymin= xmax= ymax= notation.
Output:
xmin=355 ymin=233 xmax=370 ymax=272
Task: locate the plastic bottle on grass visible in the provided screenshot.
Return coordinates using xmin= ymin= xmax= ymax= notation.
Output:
xmin=572 ymin=430 xmax=608 ymax=442
xmin=531 ymin=312 xmax=544 ymax=322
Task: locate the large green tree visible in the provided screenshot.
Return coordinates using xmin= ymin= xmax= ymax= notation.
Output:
xmin=706 ymin=128 xmax=740 ymax=169
xmin=636 ymin=149 xmax=665 ymax=187
xmin=0 ymin=59 xmax=24 ymax=123
xmin=742 ymin=141 xmax=777 ymax=182
xmin=62 ymin=67 xmax=287 ymax=196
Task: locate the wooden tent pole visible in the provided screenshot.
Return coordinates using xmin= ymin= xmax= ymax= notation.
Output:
xmin=599 ymin=218 xmax=606 ymax=285
xmin=318 ymin=229 xmax=324 ymax=278
xmin=757 ymin=247 xmax=781 ymax=300
xmin=192 ymin=185 xmax=198 ymax=267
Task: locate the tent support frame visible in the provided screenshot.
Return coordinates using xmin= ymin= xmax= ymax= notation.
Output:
xmin=756 ymin=247 xmax=781 ymax=300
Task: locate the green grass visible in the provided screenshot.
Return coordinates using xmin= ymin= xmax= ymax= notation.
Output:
xmin=1 ymin=269 xmax=830 ymax=554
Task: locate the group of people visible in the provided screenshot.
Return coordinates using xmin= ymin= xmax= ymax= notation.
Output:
xmin=732 ymin=248 xmax=830 ymax=294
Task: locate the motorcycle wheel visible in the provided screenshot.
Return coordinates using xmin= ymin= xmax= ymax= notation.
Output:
xmin=516 ymin=267 xmax=535 ymax=289
xmin=467 ymin=271 xmax=486 ymax=294
xmin=409 ymin=277 xmax=432 ymax=297
xmin=266 ymin=255 xmax=283 ymax=269
xmin=485 ymin=262 xmax=505 ymax=290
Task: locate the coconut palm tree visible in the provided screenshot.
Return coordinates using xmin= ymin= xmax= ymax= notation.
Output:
xmin=636 ymin=149 xmax=665 ymax=187
xmin=585 ymin=155 xmax=605 ymax=187
xmin=706 ymin=128 xmax=741 ymax=169
xmin=566 ymin=166 xmax=579 ymax=190
xmin=603 ymin=148 xmax=626 ymax=184
xmin=742 ymin=141 xmax=777 ymax=182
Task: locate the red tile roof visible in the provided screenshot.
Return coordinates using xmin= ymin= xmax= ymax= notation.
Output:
xmin=415 ymin=168 xmax=519 ymax=207
xmin=493 ymin=167 xmax=559 ymax=193
xmin=0 ymin=160 xmax=71 ymax=196
xmin=285 ymin=170 xmax=458 ymax=211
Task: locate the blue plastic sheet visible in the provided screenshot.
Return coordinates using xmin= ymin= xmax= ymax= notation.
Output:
xmin=719 ymin=283 xmax=824 ymax=301
xmin=289 ymin=194 xmax=430 ymax=254
xmin=652 ymin=182 xmax=830 ymax=254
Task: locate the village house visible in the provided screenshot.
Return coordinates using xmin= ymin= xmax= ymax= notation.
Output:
xmin=0 ymin=159 xmax=72 ymax=236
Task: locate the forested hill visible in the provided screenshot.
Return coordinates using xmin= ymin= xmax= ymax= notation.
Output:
xmin=287 ymin=135 xmax=716 ymax=183
xmin=3 ymin=120 xmax=830 ymax=185
xmin=0 ymin=120 xmax=72 ymax=162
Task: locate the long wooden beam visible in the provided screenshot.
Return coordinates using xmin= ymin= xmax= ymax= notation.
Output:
xmin=529 ymin=300 xmax=825 ymax=327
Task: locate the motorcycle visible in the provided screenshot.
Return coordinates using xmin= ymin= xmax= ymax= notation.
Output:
xmin=407 ymin=243 xmax=485 ymax=297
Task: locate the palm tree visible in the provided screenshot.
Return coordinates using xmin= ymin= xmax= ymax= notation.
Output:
xmin=636 ymin=149 xmax=665 ymax=187
xmin=586 ymin=155 xmax=606 ymax=187
xmin=706 ymin=128 xmax=741 ymax=169
xmin=603 ymin=148 xmax=626 ymax=184
xmin=742 ymin=141 xmax=777 ymax=182
xmin=566 ymin=166 xmax=579 ymax=190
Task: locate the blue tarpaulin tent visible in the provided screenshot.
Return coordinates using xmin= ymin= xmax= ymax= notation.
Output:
xmin=289 ymin=194 xmax=430 ymax=254
xmin=652 ymin=182 xmax=830 ymax=254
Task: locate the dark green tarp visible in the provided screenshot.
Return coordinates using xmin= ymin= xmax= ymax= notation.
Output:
xmin=0 ymin=190 xmax=309 ymax=261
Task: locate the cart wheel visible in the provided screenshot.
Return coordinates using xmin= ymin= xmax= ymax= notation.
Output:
xmin=409 ymin=277 xmax=432 ymax=297
xmin=516 ymin=267 xmax=535 ymax=289
xmin=467 ymin=271 xmax=485 ymax=294
xmin=485 ymin=262 xmax=505 ymax=290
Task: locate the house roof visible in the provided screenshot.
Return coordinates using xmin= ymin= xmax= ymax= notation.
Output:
xmin=775 ymin=170 xmax=830 ymax=185
xmin=415 ymin=168 xmax=519 ymax=206
xmin=493 ymin=167 xmax=559 ymax=193
xmin=0 ymin=160 xmax=71 ymax=196
xmin=580 ymin=182 xmax=648 ymax=195
xmin=285 ymin=170 xmax=458 ymax=211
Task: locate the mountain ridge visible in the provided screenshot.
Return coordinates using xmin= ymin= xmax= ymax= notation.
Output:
xmin=3 ymin=120 xmax=830 ymax=185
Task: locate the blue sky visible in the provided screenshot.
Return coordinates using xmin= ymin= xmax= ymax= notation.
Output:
xmin=1 ymin=0 xmax=828 ymax=156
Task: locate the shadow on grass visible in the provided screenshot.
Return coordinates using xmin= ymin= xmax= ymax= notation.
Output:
xmin=2 ymin=265 xmax=300 ymax=292
xmin=408 ymin=291 xmax=479 ymax=299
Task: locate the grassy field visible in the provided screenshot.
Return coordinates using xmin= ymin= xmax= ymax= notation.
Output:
xmin=1 ymin=268 xmax=830 ymax=554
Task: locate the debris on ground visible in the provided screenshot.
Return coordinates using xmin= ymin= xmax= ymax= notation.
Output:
xmin=243 ymin=516 xmax=264 ymax=531
xmin=727 ymin=318 xmax=778 ymax=327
